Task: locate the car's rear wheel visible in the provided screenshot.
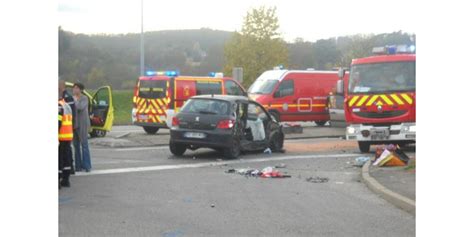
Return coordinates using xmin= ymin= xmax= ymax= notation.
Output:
xmin=358 ymin=141 xmax=371 ymax=153
xmin=143 ymin=126 xmax=159 ymax=134
xmin=270 ymin=132 xmax=284 ymax=152
xmin=169 ymin=142 xmax=186 ymax=156
xmin=224 ymin=137 xmax=241 ymax=159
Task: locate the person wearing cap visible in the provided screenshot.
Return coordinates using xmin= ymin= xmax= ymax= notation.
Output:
xmin=72 ymin=82 xmax=92 ymax=172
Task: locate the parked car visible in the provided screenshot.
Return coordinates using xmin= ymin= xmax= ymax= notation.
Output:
xmin=169 ymin=95 xmax=285 ymax=159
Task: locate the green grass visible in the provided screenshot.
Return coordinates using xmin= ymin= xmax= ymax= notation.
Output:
xmin=112 ymin=90 xmax=134 ymax=125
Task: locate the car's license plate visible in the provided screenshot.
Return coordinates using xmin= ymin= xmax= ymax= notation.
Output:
xmin=138 ymin=115 xmax=148 ymax=120
xmin=184 ymin=132 xmax=206 ymax=139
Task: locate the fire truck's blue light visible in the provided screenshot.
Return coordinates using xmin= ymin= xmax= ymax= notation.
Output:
xmin=165 ymin=71 xmax=179 ymax=77
xmin=387 ymin=46 xmax=397 ymax=54
xmin=208 ymin=72 xmax=216 ymax=77
xmin=145 ymin=71 xmax=156 ymax=76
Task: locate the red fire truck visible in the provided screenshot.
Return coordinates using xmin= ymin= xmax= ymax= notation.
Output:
xmin=336 ymin=45 xmax=416 ymax=152
xmin=248 ymin=69 xmax=339 ymax=125
xmin=132 ymin=71 xmax=246 ymax=134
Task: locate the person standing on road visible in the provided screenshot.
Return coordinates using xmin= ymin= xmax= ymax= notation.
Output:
xmin=59 ymin=79 xmax=76 ymax=174
xmin=73 ymin=82 xmax=92 ymax=172
xmin=59 ymin=96 xmax=74 ymax=188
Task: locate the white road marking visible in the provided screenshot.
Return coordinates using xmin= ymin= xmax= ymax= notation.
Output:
xmin=114 ymin=146 xmax=169 ymax=152
xmin=75 ymin=153 xmax=360 ymax=176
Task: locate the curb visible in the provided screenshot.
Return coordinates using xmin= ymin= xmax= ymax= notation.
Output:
xmin=361 ymin=161 xmax=416 ymax=215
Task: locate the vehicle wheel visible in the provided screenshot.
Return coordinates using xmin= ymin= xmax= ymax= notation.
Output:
xmin=269 ymin=111 xmax=280 ymax=122
xmin=143 ymin=126 xmax=159 ymax=134
xmin=315 ymin=121 xmax=327 ymax=126
xmin=224 ymin=137 xmax=241 ymax=159
xmin=89 ymin=129 xmax=106 ymax=138
xmin=358 ymin=141 xmax=371 ymax=153
xmin=169 ymin=142 xmax=186 ymax=156
xmin=269 ymin=132 xmax=284 ymax=152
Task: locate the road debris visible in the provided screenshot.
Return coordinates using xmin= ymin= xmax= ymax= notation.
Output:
xmin=354 ymin=157 xmax=371 ymax=167
xmin=306 ymin=176 xmax=329 ymax=183
xmin=263 ymin=148 xmax=272 ymax=154
xmin=225 ymin=166 xmax=290 ymax=178
xmin=274 ymin=163 xmax=287 ymax=168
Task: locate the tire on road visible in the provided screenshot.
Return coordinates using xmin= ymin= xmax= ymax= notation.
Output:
xmin=224 ymin=137 xmax=241 ymax=159
xmin=358 ymin=141 xmax=371 ymax=153
xmin=269 ymin=132 xmax=284 ymax=152
xmin=315 ymin=121 xmax=327 ymax=127
xmin=90 ymin=129 xmax=107 ymax=138
xmin=143 ymin=126 xmax=159 ymax=134
xmin=169 ymin=142 xmax=186 ymax=156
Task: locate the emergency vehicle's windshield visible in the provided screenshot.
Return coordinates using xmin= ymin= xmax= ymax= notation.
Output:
xmin=248 ymin=79 xmax=279 ymax=94
xmin=348 ymin=61 xmax=415 ymax=94
xmin=138 ymin=80 xmax=167 ymax=98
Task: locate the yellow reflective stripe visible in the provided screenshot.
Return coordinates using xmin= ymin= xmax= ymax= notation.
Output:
xmin=58 ymin=115 xmax=63 ymax=121
xmin=59 ymin=134 xmax=73 ymax=139
xmin=312 ymin=104 xmax=326 ymax=107
xmin=390 ymin=94 xmax=405 ymax=105
xmin=151 ymin=116 xmax=157 ymax=122
xmin=348 ymin=96 xmax=359 ymax=107
xmin=366 ymin=95 xmax=379 ymax=106
xmin=155 ymin=115 xmax=162 ymax=123
xmin=62 ymin=121 xmax=72 ymax=126
xmin=400 ymin=93 xmax=413 ymax=104
xmin=356 ymin=95 xmax=369 ymax=106
xmin=380 ymin=95 xmax=394 ymax=105
xmin=150 ymin=100 xmax=161 ymax=113
xmin=156 ymin=99 xmax=164 ymax=107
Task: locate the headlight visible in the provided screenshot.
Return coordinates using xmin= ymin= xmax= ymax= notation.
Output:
xmin=347 ymin=127 xmax=356 ymax=134
xmin=409 ymin=125 xmax=416 ymax=132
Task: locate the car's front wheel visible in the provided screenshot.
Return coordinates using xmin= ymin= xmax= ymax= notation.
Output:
xmin=169 ymin=142 xmax=186 ymax=156
xmin=270 ymin=132 xmax=284 ymax=152
xmin=224 ymin=137 xmax=241 ymax=159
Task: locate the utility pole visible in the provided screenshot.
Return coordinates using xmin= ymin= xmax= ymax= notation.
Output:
xmin=140 ymin=0 xmax=144 ymax=76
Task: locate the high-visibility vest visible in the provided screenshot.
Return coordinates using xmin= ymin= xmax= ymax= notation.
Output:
xmin=59 ymin=100 xmax=74 ymax=141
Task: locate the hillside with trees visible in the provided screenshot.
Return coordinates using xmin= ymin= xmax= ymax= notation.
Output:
xmin=59 ymin=27 xmax=414 ymax=89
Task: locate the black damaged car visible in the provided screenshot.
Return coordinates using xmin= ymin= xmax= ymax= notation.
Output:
xmin=169 ymin=95 xmax=285 ymax=159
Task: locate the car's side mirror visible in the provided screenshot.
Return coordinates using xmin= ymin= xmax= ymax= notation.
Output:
xmin=336 ymin=80 xmax=344 ymax=95
xmin=338 ymin=68 xmax=345 ymax=79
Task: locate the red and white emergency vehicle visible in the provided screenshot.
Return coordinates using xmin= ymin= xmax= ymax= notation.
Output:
xmin=248 ymin=69 xmax=339 ymax=125
xmin=132 ymin=71 xmax=246 ymax=134
xmin=336 ymin=45 xmax=416 ymax=152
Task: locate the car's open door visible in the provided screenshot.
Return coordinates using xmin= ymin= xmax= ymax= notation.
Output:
xmin=90 ymin=86 xmax=114 ymax=137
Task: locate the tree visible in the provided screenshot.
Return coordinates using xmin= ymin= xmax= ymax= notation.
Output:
xmin=224 ymin=6 xmax=288 ymax=87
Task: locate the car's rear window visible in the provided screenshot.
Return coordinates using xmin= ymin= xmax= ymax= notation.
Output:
xmin=139 ymin=80 xmax=167 ymax=98
xmin=180 ymin=99 xmax=230 ymax=115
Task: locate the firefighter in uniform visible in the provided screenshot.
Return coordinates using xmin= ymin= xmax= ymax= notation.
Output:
xmin=59 ymin=98 xmax=74 ymax=188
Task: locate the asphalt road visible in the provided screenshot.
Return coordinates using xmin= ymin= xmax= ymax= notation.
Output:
xmin=59 ymin=138 xmax=415 ymax=237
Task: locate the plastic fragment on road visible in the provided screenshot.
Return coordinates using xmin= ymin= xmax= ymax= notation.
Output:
xmin=263 ymin=148 xmax=272 ymax=154
xmin=306 ymin=176 xmax=329 ymax=183
xmin=354 ymin=157 xmax=371 ymax=167
xmin=274 ymin=163 xmax=287 ymax=168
